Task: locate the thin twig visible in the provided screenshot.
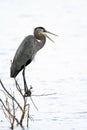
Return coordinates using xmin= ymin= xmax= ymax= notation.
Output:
xmin=30 ymin=97 xmax=38 ymax=111
xmin=32 ymin=93 xmax=57 ymax=97
xmin=26 ymin=104 xmax=30 ymax=127
xmin=0 ymin=99 xmax=19 ymax=124
xmin=0 ymin=80 xmax=23 ymax=112
xmin=14 ymin=79 xmax=24 ymax=98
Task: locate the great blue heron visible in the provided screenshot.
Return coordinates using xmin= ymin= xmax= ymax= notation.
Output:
xmin=10 ymin=27 xmax=57 ymax=96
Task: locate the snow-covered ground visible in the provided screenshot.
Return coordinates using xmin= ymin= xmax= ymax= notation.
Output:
xmin=0 ymin=0 xmax=87 ymax=130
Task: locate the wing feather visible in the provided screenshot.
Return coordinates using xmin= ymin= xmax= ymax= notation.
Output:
xmin=10 ymin=35 xmax=35 ymax=77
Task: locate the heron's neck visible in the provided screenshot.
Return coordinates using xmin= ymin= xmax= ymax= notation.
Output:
xmin=36 ymin=36 xmax=46 ymax=51
xmin=39 ymin=36 xmax=46 ymax=46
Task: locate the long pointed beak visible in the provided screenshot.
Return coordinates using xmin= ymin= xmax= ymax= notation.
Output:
xmin=42 ymin=31 xmax=58 ymax=43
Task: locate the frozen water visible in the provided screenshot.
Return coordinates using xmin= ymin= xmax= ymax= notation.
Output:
xmin=0 ymin=0 xmax=87 ymax=130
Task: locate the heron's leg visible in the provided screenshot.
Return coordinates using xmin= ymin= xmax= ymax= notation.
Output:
xmin=22 ymin=67 xmax=32 ymax=97
xmin=22 ymin=67 xmax=28 ymax=95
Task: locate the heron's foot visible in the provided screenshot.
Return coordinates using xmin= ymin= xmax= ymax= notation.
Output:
xmin=24 ymin=85 xmax=32 ymax=97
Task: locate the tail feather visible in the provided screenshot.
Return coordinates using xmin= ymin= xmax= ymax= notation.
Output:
xmin=10 ymin=59 xmax=32 ymax=78
xmin=10 ymin=64 xmax=18 ymax=78
xmin=10 ymin=62 xmax=25 ymax=78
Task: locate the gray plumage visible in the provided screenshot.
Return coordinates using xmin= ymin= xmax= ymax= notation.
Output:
xmin=10 ymin=27 xmax=57 ymax=78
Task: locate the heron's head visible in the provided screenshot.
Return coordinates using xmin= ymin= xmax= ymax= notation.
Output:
xmin=34 ymin=27 xmax=58 ymax=42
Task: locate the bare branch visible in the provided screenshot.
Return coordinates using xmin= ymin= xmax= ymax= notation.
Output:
xmin=27 ymin=104 xmax=30 ymax=127
xmin=30 ymin=97 xmax=38 ymax=111
xmin=0 ymin=98 xmax=19 ymax=125
xmin=0 ymin=80 xmax=23 ymax=112
xmin=14 ymin=79 xmax=24 ymax=98
xmin=32 ymin=93 xmax=57 ymax=96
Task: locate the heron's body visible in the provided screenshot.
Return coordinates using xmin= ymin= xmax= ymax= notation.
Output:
xmin=11 ymin=34 xmax=46 ymax=77
xmin=10 ymin=27 xmax=57 ymax=96
xmin=10 ymin=26 xmax=57 ymax=79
